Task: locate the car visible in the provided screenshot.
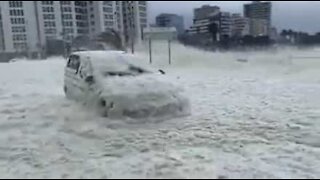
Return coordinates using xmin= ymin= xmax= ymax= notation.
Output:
xmin=64 ymin=50 xmax=191 ymax=119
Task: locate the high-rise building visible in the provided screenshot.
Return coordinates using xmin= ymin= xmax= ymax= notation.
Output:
xmin=187 ymin=5 xmax=232 ymax=41
xmin=231 ymin=13 xmax=250 ymax=37
xmin=194 ymin=5 xmax=220 ymax=20
xmin=87 ymin=1 xmax=123 ymax=38
xmin=156 ymin=13 xmax=184 ymax=35
xmin=244 ymin=1 xmax=272 ymax=36
xmin=249 ymin=18 xmax=268 ymax=36
xmin=122 ymin=1 xmax=148 ymax=44
xmin=0 ymin=1 xmax=147 ymax=55
xmin=0 ymin=1 xmax=39 ymax=54
xmin=0 ymin=6 xmax=5 ymax=51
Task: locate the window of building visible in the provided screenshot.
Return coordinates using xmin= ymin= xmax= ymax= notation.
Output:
xmin=9 ymin=9 xmax=24 ymax=16
xmin=103 ymin=7 xmax=113 ymax=13
xmin=139 ymin=12 xmax=146 ymax=17
xmin=10 ymin=18 xmax=25 ymax=24
xmin=104 ymin=21 xmax=113 ymax=26
xmin=139 ymin=6 xmax=146 ymax=12
xmin=12 ymin=34 xmax=27 ymax=41
xmin=45 ymin=28 xmax=56 ymax=34
xmin=62 ymin=21 xmax=73 ymax=26
xmin=103 ymin=1 xmax=112 ymax=6
xmin=12 ymin=26 xmax=26 ymax=33
xmin=43 ymin=14 xmax=55 ymax=20
xmin=104 ymin=14 xmax=113 ymax=20
xmin=61 ymin=1 xmax=71 ymax=5
xmin=77 ymin=29 xmax=88 ymax=34
xmin=13 ymin=42 xmax=27 ymax=50
xmin=44 ymin=21 xmax=56 ymax=27
xmin=62 ymin=14 xmax=72 ymax=19
xmin=63 ymin=28 xmax=73 ymax=34
xmin=42 ymin=1 xmax=53 ymax=5
xmin=62 ymin=7 xmax=72 ymax=12
xmin=9 ymin=1 xmax=23 ymax=8
xmin=90 ymin=21 xmax=95 ymax=25
xmin=42 ymin=7 xmax=54 ymax=12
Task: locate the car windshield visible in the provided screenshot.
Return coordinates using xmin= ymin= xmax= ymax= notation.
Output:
xmin=102 ymin=64 xmax=150 ymax=77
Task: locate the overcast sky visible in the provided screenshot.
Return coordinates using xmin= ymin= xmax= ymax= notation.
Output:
xmin=148 ymin=1 xmax=320 ymax=34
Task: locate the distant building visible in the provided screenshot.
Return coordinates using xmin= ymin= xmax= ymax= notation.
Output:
xmin=244 ymin=1 xmax=272 ymax=36
xmin=249 ymin=18 xmax=268 ymax=36
xmin=231 ymin=13 xmax=250 ymax=38
xmin=194 ymin=5 xmax=220 ymax=20
xmin=270 ymin=27 xmax=278 ymax=40
xmin=187 ymin=5 xmax=232 ymax=41
xmin=156 ymin=13 xmax=184 ymax=35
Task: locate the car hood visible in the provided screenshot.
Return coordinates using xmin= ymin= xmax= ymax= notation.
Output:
xmin=98 ymin=74 xmax=183 ymax=97
xmin=95 ymin=74 xmax=190 ymax=119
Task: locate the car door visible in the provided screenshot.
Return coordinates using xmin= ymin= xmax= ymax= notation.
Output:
xmin=77 ymin=59 xmax=97 ymax=105
xmin=65 ymin=54 xmax=82 ymax=100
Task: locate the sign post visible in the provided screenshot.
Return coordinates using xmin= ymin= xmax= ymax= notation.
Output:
xmin=168 ymin=39 xmax=171 ymax=65
xmin=149 ymin=38 xmax=152 ymax=64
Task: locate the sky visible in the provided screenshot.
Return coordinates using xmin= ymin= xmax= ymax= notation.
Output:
xmin=148 ymin=1 xmax=320 ymax=34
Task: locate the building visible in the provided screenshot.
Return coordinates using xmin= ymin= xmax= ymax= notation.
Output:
xmin=0 ymin=1 xmax=39 ymax=55
xmin=87 ymin=1 xmax=123 ymax=39
xmin=194 ymin=5 xmax=220 ymax=20
xmin=187 ymin=5 xmax=232 ymax=41
xmin=219 ymin=12 xmax=232 ymax=37
xmin=0 ymin=6 xmax=4 ymax=51
xmin=244 ymin=1 xmax=272 ymax=36
xmin=0 ymin=1 xmax=147 ymax=56
xmin=155 ymin=13 xmax=184 ymax=35
xmin=249 ymin=18 xmax=268 ymax=36
xmin=231 ymin=13 xmax=249 ymax=38
xmin=122 ymin=1 xmax=148 ymax=45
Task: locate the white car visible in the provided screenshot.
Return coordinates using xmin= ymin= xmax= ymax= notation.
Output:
xmin=64 ymin=50 xmax=190 ymax=119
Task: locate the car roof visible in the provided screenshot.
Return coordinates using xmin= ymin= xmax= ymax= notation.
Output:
xmin=71 ymin=50 xmax=133 ymax=72
xmin=71 ymin=50 xmax=126 ymax=57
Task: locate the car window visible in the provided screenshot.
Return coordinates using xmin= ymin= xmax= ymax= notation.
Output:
xmin=67 ymin=55 xmax=80 ymax=70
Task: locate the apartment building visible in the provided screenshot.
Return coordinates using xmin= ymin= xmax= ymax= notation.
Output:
xmin=187 ymin=5 xmax=232 ymax=40
xmin=0 ymin=1 xmax=147 ymax=55
xmin=122 ymin=1 xmax=148 ymax=44
xmin=244 ymin=1 xmax=272 ymax=36
xmin=156 ymin=13 xmax=184 ymax=35
xmin=0 ymin=7 xmax=4 ymax=51
xmin=231 ymin=13 xmax=250 ymax=38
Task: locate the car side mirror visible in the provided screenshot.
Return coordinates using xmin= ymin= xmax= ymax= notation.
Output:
xmin=85 ymin=75 xmax=94 ymax=84
xmin=159 ymin=69 xmax=165 ymax=75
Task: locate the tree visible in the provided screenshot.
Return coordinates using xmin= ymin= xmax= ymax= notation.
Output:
xmin=94 ymin=29 xmax=125 ymax=51
xmin=71 ymin=35 xmax=91 ymax=51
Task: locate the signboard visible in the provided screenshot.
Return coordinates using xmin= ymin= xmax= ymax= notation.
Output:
xmin=143 ymin=27 xmax=177 ymax=40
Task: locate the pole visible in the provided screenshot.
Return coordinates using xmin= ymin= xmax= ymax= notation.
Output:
xmin=168 ymin=39 xmax=171 ymax=65
xmin=130 ymin=3 xmax=134 ymax=54
xmin=149 ymin=38 xmax=152 ymax=64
